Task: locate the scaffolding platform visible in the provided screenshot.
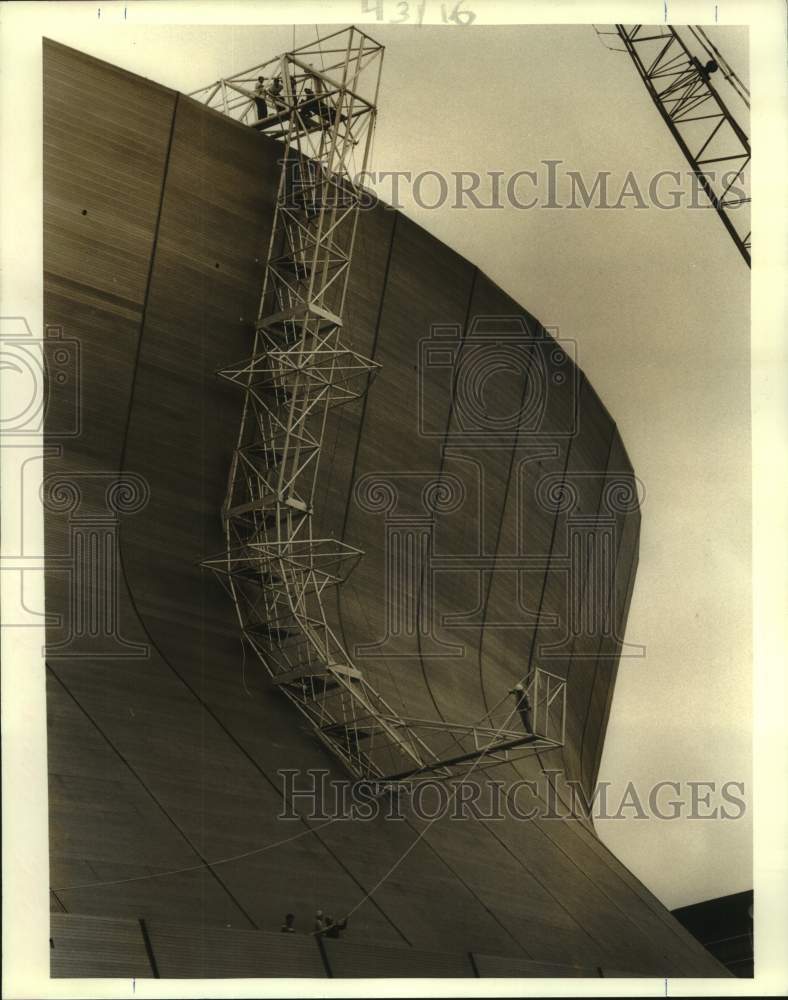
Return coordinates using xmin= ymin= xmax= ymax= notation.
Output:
xmin=195 ymin=27 xmax=568 ymax=785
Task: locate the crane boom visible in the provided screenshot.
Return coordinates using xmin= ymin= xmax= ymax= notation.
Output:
xmin=614 ymin=25 xmax=751 ymax=266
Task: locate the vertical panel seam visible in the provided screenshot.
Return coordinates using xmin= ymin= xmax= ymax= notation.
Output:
xmin=118 ymin=90 xmax=180 ymax=479
xmin=138 ymin=917 xmax=161 ymax=978
xmin=578 ymin=484 xmax=637 ymax=791
xmin=475 ymin=319 xmax=545 ymax=716
xmin=316 ymin=936 xmax=333 ymax=977
xmin=524 ymin=374 xmax=577 ymax=674
xmin=572 ymin=420 xmax=616 ymax=789
xmin=337 ymin=208 xmax=399 ymax=547
xmin=414 ymin=264 xmax=478 ymax=728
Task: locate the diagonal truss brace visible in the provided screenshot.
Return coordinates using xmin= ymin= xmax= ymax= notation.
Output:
xmin=194 ymin=27 xmax=567 ymax=784
xmin=614 ymin=24 xmax=750 ymax=266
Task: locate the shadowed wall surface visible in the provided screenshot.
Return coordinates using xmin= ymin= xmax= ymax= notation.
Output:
xmin=43 ymin=39 xmax=728 ymax=978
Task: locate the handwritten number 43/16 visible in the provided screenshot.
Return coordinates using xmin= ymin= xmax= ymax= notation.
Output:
xmin=361 ymin=0 xmax=476 ymax=24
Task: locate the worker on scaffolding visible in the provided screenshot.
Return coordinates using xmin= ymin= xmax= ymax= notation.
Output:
xmin=253 ymin=76 xmax=268 ymax=122
xmin=509 ymin=680 xmax=533 ymax=735
xmin=268 ymin=75 xmax=286 ymax=114
xmin=300 ymin=86 xmax=320 ymax=127
xmin=691 ymin=55 xmax=719 ymax=82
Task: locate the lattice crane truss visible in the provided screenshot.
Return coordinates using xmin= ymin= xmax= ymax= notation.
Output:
xmin=194 ymin=27 xmax=566 ymax=786
xmin=610 ymin=25 xmax=750 ymax=266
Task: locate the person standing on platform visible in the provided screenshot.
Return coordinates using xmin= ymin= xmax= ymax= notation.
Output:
xmin=280 ymin=912 xmax=296 ymax=933
xmin=269 ymin=75 xmax=285 ymax=114
xmin=509 ymin=681 xmax=533 ymax=734
xmin=253 ymin=76 xmax=267 ymax=121
xmin=301 ymin=86 xmax=319 ymax=127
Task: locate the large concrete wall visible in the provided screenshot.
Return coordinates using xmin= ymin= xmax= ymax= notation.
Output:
xmin=43 ymin=39 xmax=727 ymax=978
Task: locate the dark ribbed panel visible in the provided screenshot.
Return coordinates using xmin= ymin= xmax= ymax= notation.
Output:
xmin=579 ymin=431 xmax=641 ymax=792
xmin=43 ymin=39 xmax=175 ymax=465
xmin=339 ymin=212 xmax=477 ymax=732
xmin=43 ymin=38 xmax=729 ymax=979
xmin=50 ymin=914 xmax=153 ymax=978
xmin=322 ymin=939 xmax=475 ymax=978
xmin=313 ymin=204 xmax=397 ymax=539
xmin=43 ymin=40 xmax=247 ymax=926
xmin=50 ymin=911 xmax=723 ymax=980
xmin=472 ymin=951 xmax=599 ymax=977
xmin=145 ymin=922 xmax=326 ymax=978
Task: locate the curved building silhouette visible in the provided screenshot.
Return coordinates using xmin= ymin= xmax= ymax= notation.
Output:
xmin=43 ymin=38 xmax=728 ymax=978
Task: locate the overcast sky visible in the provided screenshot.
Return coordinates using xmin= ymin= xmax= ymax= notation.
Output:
xmin=12 ymin=8 xmax=755 ymax=910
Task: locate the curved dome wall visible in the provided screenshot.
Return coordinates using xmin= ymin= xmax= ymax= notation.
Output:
xmin=43 ymin=39 xmax=726 ymax=978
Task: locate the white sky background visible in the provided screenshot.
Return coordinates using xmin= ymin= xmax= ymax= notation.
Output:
xmin=0 ymin=1 xmax=764 ymax=919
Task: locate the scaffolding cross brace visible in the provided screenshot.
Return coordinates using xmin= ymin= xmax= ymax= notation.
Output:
xmin=194 ymin=27 xmax=567 ymax=785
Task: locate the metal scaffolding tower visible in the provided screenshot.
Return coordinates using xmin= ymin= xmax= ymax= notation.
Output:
xmin=193 ymin=27 xmax=566 ymax=785
xmin=610 ymin=25 xmax=750 ymax=266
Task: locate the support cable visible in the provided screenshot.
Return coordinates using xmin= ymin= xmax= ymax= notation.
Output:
xmin=53 ymin=669 xmax=531 ymax=897
xmin=688 ymin=24 xmax=750 ymax=108
xmin=592 ymin=25 xmax=626 ymax=51
xmin=334 ymin=694 xmax=526 ymax=926
xmin=52 ymin=817 xmax=345 ymax=894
